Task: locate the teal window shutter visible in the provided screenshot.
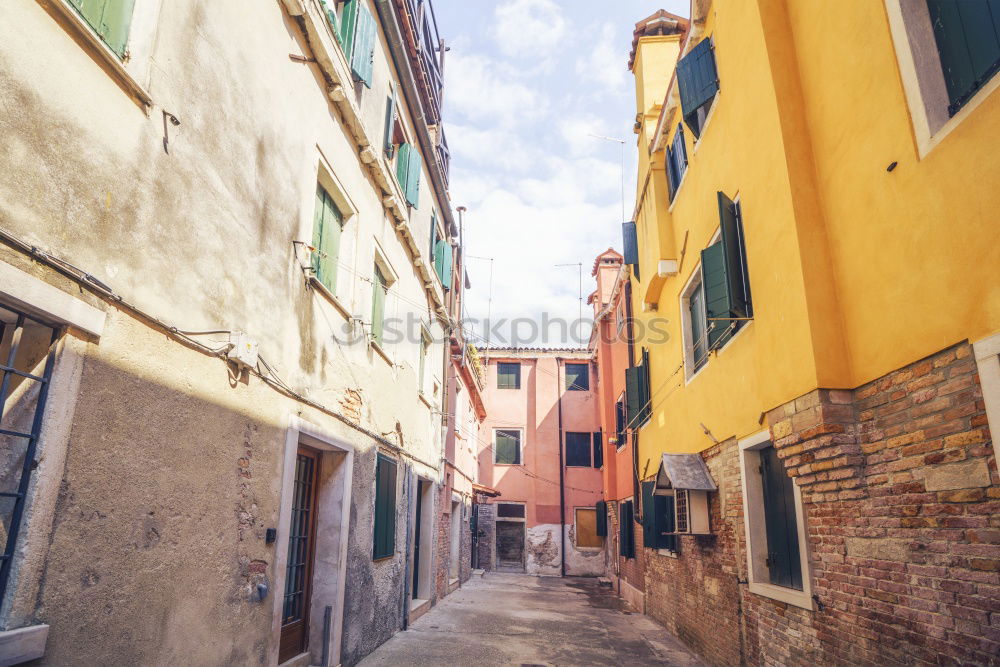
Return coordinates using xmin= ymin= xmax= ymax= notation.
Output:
xmin=592 ymin=431 xmax=603 ymax=469
xmin=666 ymin=124 xmax=688 ymax=201
xmin=641 ymin=481 xmax=656 ymax=546
xmin=926 ymin=0 xmax=1000 ymax=115
xmin=619 ymin=501 xmax=635 ymax=559
xmin=759 ymin=446 xmax=803 ymax=589
xmin=440 ymin=240 xmax=453 ymax=289
xmin=312 ymin=185 xmax=344 ymax=293
xmin=371 ymin=265 xmax=388 ymax=345
xmin=405 ymin=146 xmax=422 ymax=207
xmin=621 ymin=222 xmax=639 ymax=281
xmin=69 ymin=0 xmax=136 ymax=57
xmin=373 ymin=454 xmax=397 ymax=559
xmin=701 ymin=192 xmax=752 ymax=351
xmin=396 ymin=142 xmax=411 ymax=192
xmin=384 ymin=88 xmax=397 ymax=155
xmin=338 ymin=0 xmax=360 ymax=59
xmin=676 ymin=38 xmax=719 ymax=137
xmin=495 ymin=430 xmax=521 ymax=465
xmin=595 ymin=501 xmax=608 ymax=537
xmin=350 ymin=2 xmax=376 ymax=88
xmin=625 ymin=353 xmax=651 ymax=429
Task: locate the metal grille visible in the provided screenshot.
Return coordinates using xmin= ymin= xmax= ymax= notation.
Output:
xmin=675 ymin=489 xmax=690 ymax=534
xmin=0 ymin=305 xmax=60 ymax=600
xmin=282 ymin=452 xmax=316 ymax=624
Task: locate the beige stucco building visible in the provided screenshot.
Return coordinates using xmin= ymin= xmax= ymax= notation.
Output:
xmin=0 ymin=0 xmax=477 ymax=664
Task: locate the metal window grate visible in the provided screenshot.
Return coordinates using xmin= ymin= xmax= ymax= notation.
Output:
xmin=0 ymin=305 xmax=60 ymax=601
xmin=283 ymin=452 xmax=317 ymax=624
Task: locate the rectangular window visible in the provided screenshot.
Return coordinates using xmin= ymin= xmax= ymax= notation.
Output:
xmin=383 ymin=87 xmax=397 ymax=156
xmin=666 ymin=124 xmax=689 ymax=201
xmin=497 ymin=362 xmax=521 ymax=389
xmin=371 ymin=264 xmax=388 ymax=346
xmin=418 ymin=328 xmax=430 ymax=394
xmin=759 ymin=446 xmax=803 ymax=590
xmin=312 ymin=185 xmax=344 ymax=294
xmin=701 ymin=193 xmax=752 ymax=352
xmin=565 ymin=362 xmax=589 ymax=391
xmin=676 ymin=37 xmax=720 ymax=138
xmin=0 ymin=306 xmax=60 ymax=599
xmin=433 ymin=238 xmax=453 ymax=289
xmin=926 ymin=0 xmax=1000 ymax=115
xmin=68 ymin=0 xmax=136 ymax=58
xmin=331 ymin=0 xmax=359 ymax=59
xmin=575 ymin=508 xmax=603 ymax=548
xmin=373 ymin=454 xmax=397 ymax=560
xmin=564 ymin=432 xmax=592 ymax=467
xmin=619 ymin=500 xmax=635 ymax=559
xmin=592 ymin=431 xmax=603 ymax=469
xmin=349 ymin=1 xmax=376 ymax=87
xmin=494 ymin=429 xmax=522 ymax=465
xmin=625 ymin=349 xmax=651 ymax=429
xmin=739 ymin=431 xmax=812 ymax=609
xmin=496 ymin=502 xmax=526 ymax=519
xmin=685 ymin=274 xmax=708 ymax=375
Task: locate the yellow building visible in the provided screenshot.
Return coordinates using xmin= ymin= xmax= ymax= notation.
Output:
xmin=620 ymin=2 xmax=1000 ymax=664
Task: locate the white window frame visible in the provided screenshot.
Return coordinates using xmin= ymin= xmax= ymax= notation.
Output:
xmin=309 ymin=151 xmax=359 ymax=320
xmin=884 ymin=0 xmax=1000 ymax=158
xmin=680 ymin=264 xmax=708 ymax=382
xmin=493 ymin=428 xmax=523 ymax=466
xmin=738 ymin=429 xmax=814 ymax=610
xmin=973 ymin=333 xmax=1000 ymax=466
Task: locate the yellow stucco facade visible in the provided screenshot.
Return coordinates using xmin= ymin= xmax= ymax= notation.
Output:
xmin=629 ymin=0 xmax=1000 ymax=476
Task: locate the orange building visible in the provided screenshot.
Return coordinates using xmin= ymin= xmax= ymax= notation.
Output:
xmin=477 ymin=349 xmax=605 ymax=576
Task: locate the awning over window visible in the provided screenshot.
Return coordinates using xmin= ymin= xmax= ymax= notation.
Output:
xmin=655 ymin=453 xmax=717 ymax=491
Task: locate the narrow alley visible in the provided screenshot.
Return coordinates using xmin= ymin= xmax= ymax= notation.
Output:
xmin=359 ymin=573 xmax=703 ymax=667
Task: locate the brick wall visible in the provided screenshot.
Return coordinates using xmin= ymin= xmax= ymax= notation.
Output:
xmin=475 ymin=502 xmax=495 ymax=570
xmin=604 ymin=499 xmax=646 ymax=606
xmin=640 ymin=342 xmax=999 ymax=665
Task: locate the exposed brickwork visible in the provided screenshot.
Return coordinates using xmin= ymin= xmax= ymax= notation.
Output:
xmin=604 ymin=499 xmax=646 ymax=604
xmin=475 ymin=502 xmax=495 ymax=570
xmin=638 ymin=342 xmax=999 ymax=665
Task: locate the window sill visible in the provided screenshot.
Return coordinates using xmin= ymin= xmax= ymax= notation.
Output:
xmin=493 ymin=463 xmax=521 ymax=467
xmin=370 ymin=341 xmax=393 ymax=367
xmin=309 ymin=276 xmax=351 ymax=320
xmin=657 ymin=548 xmax=680 ymax=558
xmin=50 ymin=0 xmax=152 ymax=108
xmin=0 ymin=624 xmax=49 ymax=665
xmin=748 ymin=581 xmax=813 ymax=610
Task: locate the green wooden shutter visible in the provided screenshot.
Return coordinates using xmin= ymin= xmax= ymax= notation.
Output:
xmin=619 ymin=501 xmax=635 ymax=559
xmin=384 ymin=88 xmax=397 ymax=155
xmin=396 ymin=142 xmax=411 ymax=192
xmin=338 ymin=0 xmax=360 ymax=58
xmin=677 ymin=38 xmax=719 ymax=136
xmin=371 ymin=265 xmax=387 ymax=345
xmin=622 ymin=222 xmax=639 ymax=281
xmin=592 ymin=431 xmax=603 ymax=469
xmin=351 ymin=2 xmax=376 ymax=88
xmin=69 ymin=0 xmax=135 ymax=57
xmin=313 ymin=186 xmax=343 ymax=293
xmin=926 ymin=0 xmax=1000 ymax=114
xmin=760 ymin=446 xmax=803 ymax=590
xmin=718 ymin=192 xmax=750 ymax=319
xmin=435 ymin=239 xmax=453 ymax=289
xmin=373 ymin=454 xmax=397 ymax=559
xmin=641 ymin=481 xmax=656 ymax=547
xmin=701 ymin=242 xmax=729 ymax=351
xmin=405 ymin=146 xmax=422 ymax=207
xmin=595 ymin=501 xmax=608 ymax=537
xmin=702 ymin=192 xmax=751 ymax=351
xmin=625 ymin=366 xmax=643 ymax=429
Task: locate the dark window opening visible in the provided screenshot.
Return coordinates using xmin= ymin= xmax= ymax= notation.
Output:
xmin=494 ymin=429 xmax=521 ymax=465
xmin=565 ymin=362 xmax=590 ymax=391
xmin=565 ymin=432 xmax=592 ymax=467
xmin=759 ymin=445 xmax=803 ymax=590
xmin=926 ymin=0 xmax=1000 ymax=115
xmin=497 ymin=502 xmax=525 ymax=519
xmin=497 ymin=362 xmax=521 ymax=389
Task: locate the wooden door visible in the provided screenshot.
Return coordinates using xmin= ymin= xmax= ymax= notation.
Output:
xmin=280 ymin=448 xmax=320 ymax=663
xmin=495 ymin=521 xmax=525 ymax=571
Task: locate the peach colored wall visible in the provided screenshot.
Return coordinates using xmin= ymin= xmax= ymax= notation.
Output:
xmin=479 ymin=352 xmax=603 ymax=529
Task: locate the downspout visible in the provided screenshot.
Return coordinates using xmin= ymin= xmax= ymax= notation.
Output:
xmin=624 ymin=279 xmax=639 ymax=504
xmin=556 ymin=357 xmax=566 ymax=578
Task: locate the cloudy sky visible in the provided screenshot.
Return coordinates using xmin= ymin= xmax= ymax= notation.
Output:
xmin=434 ymin=0 xmax=689 ymax=348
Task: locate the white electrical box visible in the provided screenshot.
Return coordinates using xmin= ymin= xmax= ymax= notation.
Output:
xmin=228 ymin=331 xmax=259 ymax=368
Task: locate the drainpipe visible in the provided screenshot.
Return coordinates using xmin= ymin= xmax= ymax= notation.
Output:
xmin=556 ymin=357 xmax=566 ymax=578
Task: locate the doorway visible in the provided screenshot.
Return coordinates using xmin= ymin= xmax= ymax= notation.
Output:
xmin=279 ymin=447 xmax=319 ymax=663
xmin=449 ymin=499 xmax=461 ymax=582
xmin=410 ymin=478 xmax=434 ymax=607
xmin=495 ymin=502 xmax=526 ymax=572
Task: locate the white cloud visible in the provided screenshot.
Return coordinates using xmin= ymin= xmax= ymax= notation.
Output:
xmin=493 ymin=0 xmax=567 ymax=60
xmin=575 ymin=23 xmax=627 ymax=92
xmin=445 ymin=53 xmax=547 ymax=126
